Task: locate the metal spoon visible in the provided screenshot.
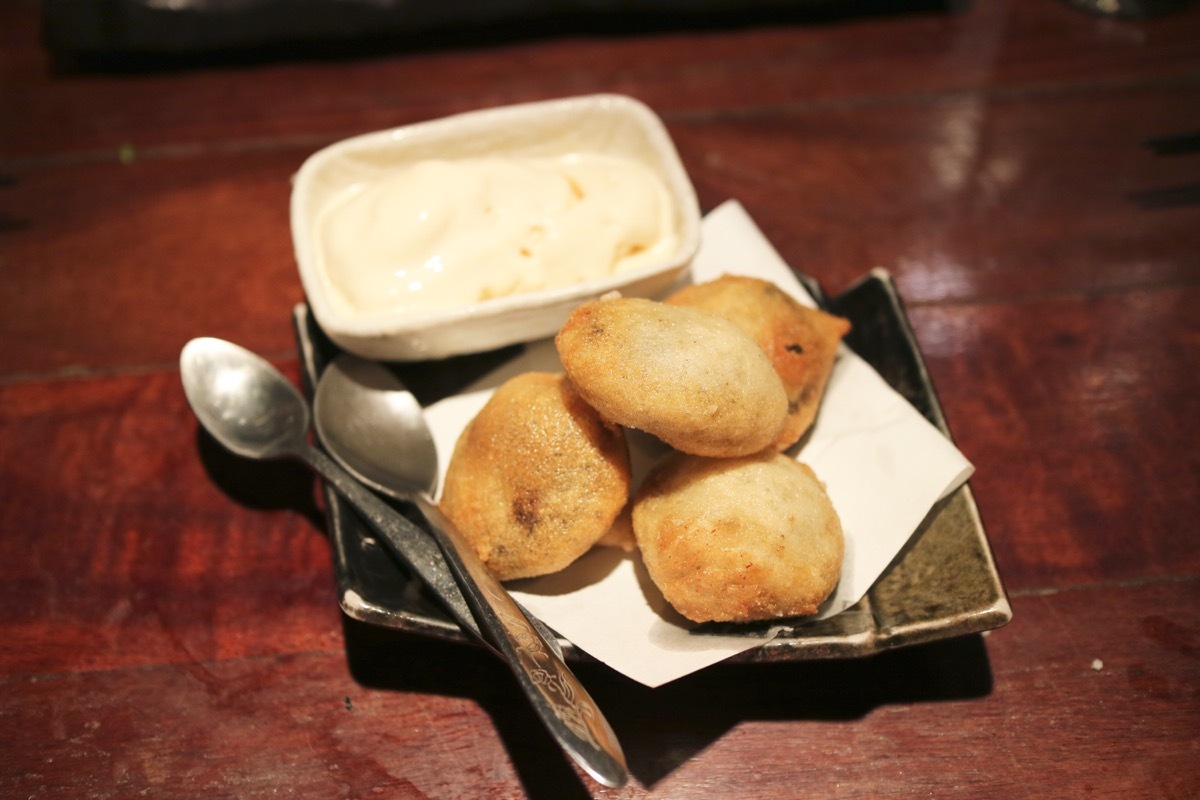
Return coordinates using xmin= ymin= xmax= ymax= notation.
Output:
xmin=180 ymin=337 xmax=494 ymax=644
xmin=313 ymin=354 xmax=627 ymax=789
xmin=179 ymin=337 xmax=564 ymax=657
xmin=179 ymin=338 xmax=626 ymax=787
xmin=181 ymin=335 xmax=568 ymax=654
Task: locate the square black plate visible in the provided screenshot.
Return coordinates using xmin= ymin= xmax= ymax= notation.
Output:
xmin=293 ymin=269 xmax=1011 ymax=661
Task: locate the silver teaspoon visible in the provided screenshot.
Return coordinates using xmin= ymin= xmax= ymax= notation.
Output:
xmin=313 ymin=354 xmax=627 ymax=789
xmin=179 ymin=337 xmax=562 ymax=656
xmin=179 ymin=338 xmax=626 ymax=787
xmin=180 ymin=337 xmax=490 ymax=643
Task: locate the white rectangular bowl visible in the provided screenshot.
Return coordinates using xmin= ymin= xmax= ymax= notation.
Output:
xmin=290 ymin=94 xmax=702 ymax=361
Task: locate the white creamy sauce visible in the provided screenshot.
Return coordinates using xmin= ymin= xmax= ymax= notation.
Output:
xmin=315 ymin=153 xmax=680 ymax=317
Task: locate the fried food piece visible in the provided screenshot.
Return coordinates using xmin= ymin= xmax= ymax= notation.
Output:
xmin=667 ymin=275 xmax=850 ymax=449
xmin=440 ymin=372 xmax=631 ymax=580
xmin=632 ymin=451 xmax=844 ymax=623
xmin=555 ymin=296 xmax=788 ymax=457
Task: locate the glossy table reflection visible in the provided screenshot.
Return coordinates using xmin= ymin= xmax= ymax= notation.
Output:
xmin=2 ymin=1 xmax=1198 ymax=798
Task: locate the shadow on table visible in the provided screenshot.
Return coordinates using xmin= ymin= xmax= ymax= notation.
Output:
xmin=341 ymin=615 xmax=994 ymax=796
xmin=193 ymin=426 xmax=325 ymax=531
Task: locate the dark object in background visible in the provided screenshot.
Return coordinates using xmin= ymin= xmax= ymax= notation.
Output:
xmin=41 ymin=0 xmax=944 ymax=64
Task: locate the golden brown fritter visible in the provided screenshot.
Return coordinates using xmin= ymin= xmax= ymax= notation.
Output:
xmin=667 ymin=275 xmax=850 ymax=449
xmin=439 ymin=372 xmax=631 ymax=580
xmin=555 ymin=296 xmax=788 ymax=457
xmin=632 ymin=451 xmax=844 ymax=623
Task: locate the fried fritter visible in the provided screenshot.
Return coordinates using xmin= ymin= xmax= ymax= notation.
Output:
xmin=439 ymin=372 xmax=631 ymax=580
xmin=667 ymin=275 xmax=850 ymax=449
xmin=632 ymin=451 xmax=844 ymax=623
xmin=555 ymin=296 xmax=788 ymax=457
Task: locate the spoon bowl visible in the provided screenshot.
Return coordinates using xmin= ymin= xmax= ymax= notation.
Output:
xmin=312 ymin=356 xmax=438 ymax=498
xmin=180 ymin=338 xmax=309 ymax=460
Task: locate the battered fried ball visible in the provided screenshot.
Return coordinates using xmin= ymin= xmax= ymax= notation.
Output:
xmin=439 ymin=372 xmax=631 ymax=581
xmin=667 ymin=275 xmax=851 ymax=449
xmin=555 ymin=296 xmax=788 ymax=457
xmin=632 ymin=451 xmax=844 ymax=623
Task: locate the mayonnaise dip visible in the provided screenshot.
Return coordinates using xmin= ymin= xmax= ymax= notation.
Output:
xmin=314 ymin=153 xmax=680 ymax=317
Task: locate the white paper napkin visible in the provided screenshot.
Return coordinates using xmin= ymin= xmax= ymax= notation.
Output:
xmin=425 ymin=200 xmax=974 ymax=687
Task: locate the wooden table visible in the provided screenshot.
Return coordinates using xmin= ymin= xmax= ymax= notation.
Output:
xmin=3 ymin=1 xmax=1198 ymax=797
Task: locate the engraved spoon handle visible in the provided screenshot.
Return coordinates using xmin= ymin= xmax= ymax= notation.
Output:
xmin=300 ymin=444 xmax=564 ymax=660
xmin=300 ymin=443 xmax=484 ymax=639
xmin=412 ymin=495 xmax=628 ymax=788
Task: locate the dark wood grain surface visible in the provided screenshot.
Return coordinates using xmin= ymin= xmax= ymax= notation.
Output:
xmin=3 ymin=1 xmax=1198 ymax=797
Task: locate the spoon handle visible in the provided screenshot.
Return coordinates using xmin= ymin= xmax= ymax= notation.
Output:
xmin=299 ymin=444 xmax=485 ymax=642
xmin=300 ymin=444 xmax=565 ymax=660
xmin=411 ymin=495 xmax=628 ymax=788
